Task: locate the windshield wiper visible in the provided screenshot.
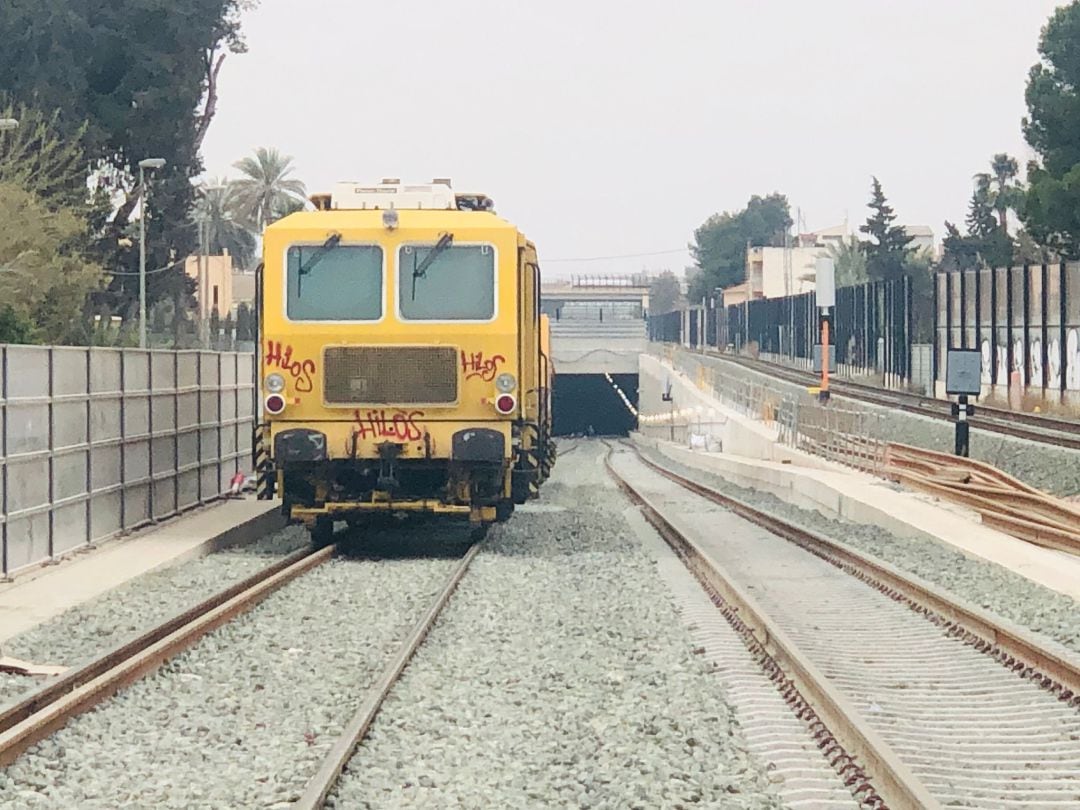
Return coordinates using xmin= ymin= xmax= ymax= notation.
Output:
xmin=296 ymin=232 xmax=342 ymax=297
xmin=411 ymin=232 xmax=454 ymax=300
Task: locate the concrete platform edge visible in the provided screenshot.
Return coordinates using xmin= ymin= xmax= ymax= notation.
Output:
xmin=140 ymin=504 xmax=288 ymax=577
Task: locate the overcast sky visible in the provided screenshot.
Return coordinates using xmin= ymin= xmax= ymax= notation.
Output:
xmin=202 ymin=0 xmax=1065 ymax=278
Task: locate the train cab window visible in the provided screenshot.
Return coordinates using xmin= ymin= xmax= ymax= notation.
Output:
xmin=398 ymin=243 xmax=495 ymax=320
xmin=286 ymin=244 xmax=383 ymax=321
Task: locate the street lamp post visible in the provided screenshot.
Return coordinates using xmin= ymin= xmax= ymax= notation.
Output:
xmin=138 ymin=158 xmax=167 ymax=349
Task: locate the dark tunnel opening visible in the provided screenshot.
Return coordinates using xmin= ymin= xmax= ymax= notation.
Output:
xmin=552 ymin=373 xmax=639 ymax=436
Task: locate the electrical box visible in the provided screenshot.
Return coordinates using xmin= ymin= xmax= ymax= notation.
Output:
xmin=815 ymin=257 xmax=836 ymax=309
xmin=812 ymin=344 xmax=837 ymax=373
xmin=945 ymin=348 xmax=982 ymax=396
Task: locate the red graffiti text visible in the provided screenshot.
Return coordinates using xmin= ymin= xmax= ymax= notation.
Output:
xmin=353 ymin=409 xmax=425 ymax=442
xmin=266 ymin=341 xmax=315 ymax=393
xmin=461 ymin=350 xmax=505 ymax=382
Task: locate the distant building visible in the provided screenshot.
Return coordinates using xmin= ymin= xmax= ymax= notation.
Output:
xmin=184 ymin=253 xmax=232 ymax=319
xmin=232 ymin=271 xmax=256 ymax=311
xmin=721 ymin=280 xmax=759 ymax=307
xmin=902 ymin=225 xmax=935 ymax=255
xmin=745 ymin=245 xmax=821 ymax=299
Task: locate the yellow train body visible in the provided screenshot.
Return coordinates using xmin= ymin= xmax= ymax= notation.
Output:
xmin=255 ymin=181 xmax=553 ymax=538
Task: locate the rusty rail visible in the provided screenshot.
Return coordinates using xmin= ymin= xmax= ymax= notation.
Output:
xmin=293 ymin=541 xmax=482 ymax=809
xmin=883 ymin=443 xmax=1080 ymax=556
xmin=0 ymin=545 xmax=334 ymax=766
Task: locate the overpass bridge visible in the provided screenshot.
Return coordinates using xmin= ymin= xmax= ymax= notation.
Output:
xmin=542 ymin=275 xmax=650 ymax=434
xmin=542 ymin=275 xmax=649 ymax=376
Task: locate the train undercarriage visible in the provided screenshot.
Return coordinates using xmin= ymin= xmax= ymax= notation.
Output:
xmin=256 ymin=425 xmax=554 ymax=544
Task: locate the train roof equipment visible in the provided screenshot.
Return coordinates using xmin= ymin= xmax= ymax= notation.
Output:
xmin=309 ymin=178 xmax=495 ymax=213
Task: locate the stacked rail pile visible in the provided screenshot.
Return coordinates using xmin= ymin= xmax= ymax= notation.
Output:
xmin=883 ymin=443 xmax=1080 ymax=555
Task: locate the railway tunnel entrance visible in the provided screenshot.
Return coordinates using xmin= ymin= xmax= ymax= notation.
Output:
xmin=552 ymin=373 xmax=639 ymax=436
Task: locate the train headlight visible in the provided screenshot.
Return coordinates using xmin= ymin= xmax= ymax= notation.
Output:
xmin=265 ymin=394 xmax=286 ymax=415
xmin=495 ymin=372 xmax=516 ymax=393
xmin=494 ymin=394 xmax=516 ymax=415
xmin=265 ymin=373 xmax=286 ymax=393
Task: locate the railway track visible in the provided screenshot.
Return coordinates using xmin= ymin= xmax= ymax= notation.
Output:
xmin=0 ymin=544 xmax=335 ymax=766
xmin=607 ymin=441 xmax=1080 ymax=809
xmin=1 ymin=531 xmax=482 ymax=806
xmin=695 ymin=349 xmax=1080 ymax=451
xmin=294 ymin=542 xmax=481 ymax=808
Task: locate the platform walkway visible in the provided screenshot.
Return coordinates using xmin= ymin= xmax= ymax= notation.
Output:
xmin=0 ymin=499 xmax=281 ymax=644
xmin=636 ymin=354 xmax=1080 ymax=601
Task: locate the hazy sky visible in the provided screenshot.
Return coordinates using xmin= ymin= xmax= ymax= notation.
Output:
xmin=202 ymin=0 xmax=1065 ymax=278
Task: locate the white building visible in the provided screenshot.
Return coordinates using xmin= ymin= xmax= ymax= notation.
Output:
xmin=745 ymin=245 xmax=822 ymax=299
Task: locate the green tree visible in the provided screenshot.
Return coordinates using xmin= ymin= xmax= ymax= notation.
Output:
xmin=987 ymin=153 xmax=1024 ymax=233
xmin=1015 ymin=229 xmax=1053 ymax=264
xmin=0 ymin=0 xmax=259 ymax=313
xmin=0 ymin=102 xmax=90 ymax=211
xmin=0 ymin=183 xmax=104 ymax=343
xmin=235 ymin=301 xmax=253 ymax=341
xmin=859 ymin=177 xmax=913 ymax=281
xmin=648 ymin=271 xmax=682 ymax=315
xmin=230 ymin=147 xmax=307 ymax=232
xmin=949 ymin=175 xmax=1014 ymax=270
xmin=688 ymin=193 xmax=791 ymax=298
xmin=1022 ymin=1 xmax=1080 ymax=258
xmin=0 ymin=305 xmax=35 ymax=343
xmin=824 ymin=237 xmax=868 ymax=286
xmin=940 ymin=222 xmax=982 ymax=273
xmin=194 ymin=179 xmax=257 ymax=268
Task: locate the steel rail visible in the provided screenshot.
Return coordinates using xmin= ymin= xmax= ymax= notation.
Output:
xmin=293 ymin=541 xmax=482 ymax=809
xmin=629 ymin=444 xmax=1080 ymax=699
xmin=695 ymin=349 xmax=1080 ymax=451
xmin=0 ymin=544 xmax=334 ymax=766
xmin=605 ymin=447 xmax=939 ymax=810
xmin=0 ymin=545 xmax=318 ymax=737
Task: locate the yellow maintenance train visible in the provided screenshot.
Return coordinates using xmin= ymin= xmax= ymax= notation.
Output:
xmin=254 ymin=179 xmax=554 ymax=542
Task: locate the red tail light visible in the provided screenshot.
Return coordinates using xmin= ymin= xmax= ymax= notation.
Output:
xmin=265 ymin=394 xmax=286 ymax=415
xmin=495 ymin=394 xmax=516 ymax=415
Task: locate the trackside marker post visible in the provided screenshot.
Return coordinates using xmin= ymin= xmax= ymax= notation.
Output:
xmin=815 ymin=258 xmax=836 ymax=404
xmin=946 ymin=348 xmax=982 ymax=458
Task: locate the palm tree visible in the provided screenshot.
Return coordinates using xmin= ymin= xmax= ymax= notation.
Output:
xmin=230 ymin=147 xmax=307 ymax=232
xmin=981 ymin=154 xmax=1023 ymax=234
xmin=193 ymin=179 xmax=257 ymax=269
xmin=824 ymin=236 xmax=868 ymax=287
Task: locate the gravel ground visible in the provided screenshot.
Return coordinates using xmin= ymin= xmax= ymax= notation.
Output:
xmin=682 ymin=350 xmax=1080 ymax=496
xmin=636 ymin=441 xmax=1080 ymax=660
xmin=0 ymin=529 xmax=466 ymax=809
xmin=328 ymin=445 xmax=784 ymax=810
xmin=0 ymin=526 xmax=310 ymax=709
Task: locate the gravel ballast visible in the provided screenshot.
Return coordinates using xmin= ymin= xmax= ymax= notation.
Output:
xmin=329 ymin=446 xmax=784 ymax=809
xmin=637 ymin=441 xmax=1080 ymax=660
xmin=680 ymin=349 xmax=1080 ymax=496
xmin=0 ymin=533 xmax=464 ymax=809
xmin=0 ymin=525 xmax=310 ymax=709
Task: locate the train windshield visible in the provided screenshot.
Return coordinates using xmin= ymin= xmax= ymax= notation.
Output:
xmin=398 ymin=243 xmax=495 ymax=320
xmin=286 ymin=244 xmax=383 ymax=320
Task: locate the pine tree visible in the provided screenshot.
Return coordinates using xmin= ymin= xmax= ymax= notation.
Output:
xmin=859 ymin=177 xmax=913 ymax=281
xmin=235 ymin=303 xmax=252 ymax=342
xmin=965 ymin=177 xmax=998 ymax=238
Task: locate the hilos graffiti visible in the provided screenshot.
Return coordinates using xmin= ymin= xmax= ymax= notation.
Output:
xmin=353 ymin=409 xmax=426 ymax=441
xmin=461 ymin=350 xmax=505 ymax=382
xmin=266 ymin=341 xmax=315 ymax=393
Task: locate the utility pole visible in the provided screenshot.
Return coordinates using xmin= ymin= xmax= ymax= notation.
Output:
xmin=815 ymin=257 xmax=836 ymax=403
xmin=137 ymin=158 xmax=167 ymax=349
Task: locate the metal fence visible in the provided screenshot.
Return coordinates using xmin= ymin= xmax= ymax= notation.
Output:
xmin=934 ymin=262 xmax=1080 ymax=397
xmin=649 ymin=347 xmax=887 ymax=473
xmin=1 ymin=346 xmax=256 ymax=577
xmin=650 ymin=276 xmax=915 ymax=385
